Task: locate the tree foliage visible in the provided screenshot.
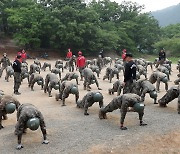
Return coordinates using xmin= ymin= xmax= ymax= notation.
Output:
xmin=0 ymin=0 xmax=161 ymax=55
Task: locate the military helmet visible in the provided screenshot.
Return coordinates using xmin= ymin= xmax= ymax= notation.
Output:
xmin=162 ymin=77 xmax=168 ymax=83
xmin=133 ymin=103 xmax=145 ymax=113
xmin=149 ymin=91 xmax=157 ymax=98
xmin=91 ymin=80 xmax=95 ymax=84
xmin=93 ymin=92 xmax=103 ymax=102
xmin=23 ymin=73 xmax=29 ymax=78
xmin=54 ymin=84 xmax=60 ymax=90
xmin=5 ymin=103 xmax=16 ymax=114
xmin=27 ymin=118 xmax=40 ymax=131
xmin=37 ymin=80 xmax=43 ymax=85
xmin=71 ymin=86 xmax=78 ymax=94
xmin=73 ymin=74 xmax=79 ymax=79
xmin=113 ymin=68 xmax=119 ymax=74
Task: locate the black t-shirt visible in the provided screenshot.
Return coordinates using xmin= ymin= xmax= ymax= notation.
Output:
xmin=124 ymin=60 xmax=136 ymax=82
xmin=159 ymin=51 xmax=166 ymax=60
xmin=13 ymin=59 xmax=21 ymax=73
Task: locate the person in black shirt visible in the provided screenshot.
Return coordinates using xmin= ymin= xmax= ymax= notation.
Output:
xmin=123 ymin=53 xmax=136 ymax=94
xmin=12 ymin=55 xmax=22 ymax=95
xmin=156 ymin=48 xmax=166 ymax=68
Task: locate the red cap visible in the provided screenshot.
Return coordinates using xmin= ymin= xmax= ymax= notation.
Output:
xmin=123 ymin=49 xmax=127 ymax=52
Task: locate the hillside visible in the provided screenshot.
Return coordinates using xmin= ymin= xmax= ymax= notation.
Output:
xmin=151 ymin=3 xmax=180 ymax=27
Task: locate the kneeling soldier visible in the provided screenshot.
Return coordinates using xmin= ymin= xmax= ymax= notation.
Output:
xmin=29 ymin=63 xmax=40 ymax=75
xmin=15 ymin=103 xmax=49 ymax=150
xmin=29 ymin=73 xmax=44 ymax=91
xmin=103 ymin=67 xmax=119 ymax=83
xmin=99 ymin=93 xmax=147 ymax=130
xmin=61 ymin=72 xmax=79 ymax=85
xmin=55 ymin=81 xmax=79 ymax=106
xmin=0 ymin=95 xmax=20 ymax=129
xmin=108 ymin=80 xmax=123 ymax=96
xmin=51 ymin=68 xmax=61 ymax=80
xmin=76 ymin=91 xmax=103 ymax=115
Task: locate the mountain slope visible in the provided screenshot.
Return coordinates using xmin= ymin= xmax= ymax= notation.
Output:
xmin=151 ymin=3 xmax=180 ymax=27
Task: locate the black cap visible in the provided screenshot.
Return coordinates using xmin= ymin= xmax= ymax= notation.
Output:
xmin=125 ymin=53 xmax=133 ymax=58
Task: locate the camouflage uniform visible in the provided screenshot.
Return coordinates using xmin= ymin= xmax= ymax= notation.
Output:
xmin=162 ymin=64 xmax=172 ymax=75
xmin=103 ymin=57 xmax=112 ymax=67
xmin=158 ymin=85 xmax=180 ymax=113
xmin=5 ymin=66 xmax=14 ymax=82
xmin=44 ymin=73 xmax=60 ymax=97
xmin=145 ymin=61 xmax=153 ymax=70
xmin=29 ymin=73 xmax=44 ymax=91
xmin=29 ymin=63 xmax=40 ymax=75
xmin=89 ymin=65 xmax=100 ymax=78
xmin=82 ymin=68 xmax=101 ymax=91
xmin=157 ymin=65 xmax=170 ymax=80
xmin=41 ymin=62 xmax=51 ymax=71
xmin=174 ymin=74 xmax=180 ymax=85
xmin=0 ymin=55 xmax=11 ymax=77
xmin=136 ymin=79 xmax=157 ymax=104
xmin=97 ymin=55 xmax=103 ymax=71
xmin=149 ymin=71 xmax=168 ymax=92
xmin=108 ymin=80 xmax=123 ymax=96
xmin=55 ymin=60 xmax=64 ymax=72
xmin=137 ymin=65 xmax=147 ymax=79
xmin=114 ymin=64 xmax=124 ymax=73
xmin=15 ymin=103 xmax=48 ymax=149
xmin=103 ymin=67 xmax=119 ymax=83
xmin=68 ymin=56 xmax=76 ymax=72
xmin=0 ymin=95 xmax=20 ymax=129
xmin=99 ymin=93 xmax=146 ymax=129
xmin=177 ymin=60 xmax=180 ymax=73
xmin=21 ymin=62 xmax=28 ymax=71
xmin=34 ymin=59 xmax=41 ymax=68
xmin=56 ymin=81 xmax=79 ymax=106
xmin=76 ymin=91 xmax=103 ymax=115
xmin=51 ymin=68 xmax=61 ymax=80
xmin=21 ymin=67 xmax=29 ymax=83
xmin=61 ymin=72 xmax=79 ymax=85
xmin=86 ymin=60 xmax=93 ymax=68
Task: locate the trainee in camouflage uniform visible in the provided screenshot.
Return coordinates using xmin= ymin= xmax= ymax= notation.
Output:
xmin=21 ymin=62 xmax=28 ymax=71
xmin=162 ymin=63 xmax=172 ymax=75
xmin=86 ymin=60 xmax=93 ymax=68
xmin=135 ymin=79 xmax=158 ymax=104
xmin=68 ymin=55 xmax=76 ymax=72
xmin=15 ymin=103 xmax=48 ymax=150
xmin=158 ymin=85 xmax=180 ymax=113
xmin=5 ymin=65 xmax=14 ymax=82
xmin=114 ymin=64 xmax=124 ymax=73
xmin=174 ymin=73 xmax=180 ymax=85
xmin=76 ymin=91 xmax=103 ymax=115
xmin=103 ymin=67 xmax=119 ymax=83
xmin=34 ymin=59 xmax=41 ymax=68
xmin=61 ymin=72 xmax=79 ymax=85
xmin=135 ymin=59 xmax=146 ymax=67
xmin=0 ymin=95 xmax=20 ymax=129
xmin=82 ymin=68 xmax=102 ymax=91
xmin=157 ymin=65 xmax=170 ymax=80
xmin=108 ymin=80 xmax=123 ymax=96
xmin=51 ymin=68 xmax=61 ymax=80
xmin=97 ymin=55 xmax=103 ymax=71
xmin=55 ymin=60 xmax=64 ymax=72
xmin=103 ymin=57 xmax=112 ymax=66
xmin=44 ymin=73 xmax=60 ymax=97
xmin=29 ymin=63 xmax=40 ymax=75
xmin=0 ymin=53 xmax=11 ymax=78
xmin=145 ymin=61 xmax=153 ymax=70
xmin=29 ymin=73 xmax=44 ymax=91
xmin=41 ymin=62 xmax=51 ymax=71
xmin=99 ymin=93 xmax=147 ymax=130
xmin=21 ymin=67 xmax=29 ymax=83
xmin=89 ymin=65 xmax=100 ymax=78
xmin=55 ymin=81 xmax=79 ymax=106
xmin=137 ymin=65 xmax=147 ymax=79
xmin=149 ymin=71 xmax=168 ymax=92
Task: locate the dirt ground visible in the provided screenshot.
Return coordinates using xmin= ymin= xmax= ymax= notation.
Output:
xmin=0 ymin=58 xmax=180 ymax=154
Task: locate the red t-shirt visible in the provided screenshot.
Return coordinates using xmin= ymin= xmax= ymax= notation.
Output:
xmin=76 ymin=56 xmax=86 ymax=68
xmin=66 ymin=51 xmax=72 ymax=58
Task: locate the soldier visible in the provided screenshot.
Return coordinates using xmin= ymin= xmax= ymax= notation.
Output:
xmin=15 ymin=103 xmax=49 ymax=150
xmin=0 ymin=95 xmax=20 ymax=129
xmin=21 ymin=67 xmax=30 ymax=83
xmin=76 ymin=91 xmax=103 ymax=115
xmin=158 ymin=85 xmax=180 ymax=113
xmin=174 ymin=73 xmax=180 ymax=85
xmin=5 ymin=65 xmax=14 ymax=82
xmin=41 ymin=62 xmax=51 ymax=71
xmin=103 ymin=67 xmax=119 ymax=83
xmin=114 ymin=64 xmax=124 ymax=73
xmin=108 ymin=80 xmax=123 ymax=96
xmin=51 ymin=68 xmax=61 ymax=80
xmin=55 ymin=81 xmax=79 ymax=106
xmin=13 ymin=55 xmax=22 ymax=95
xmin=61 ymin=72 xmax=79 ymax=85
xmin=0 ymin=53 xmax=11 ymax=78
xmin=34 ymin=58 xmax=41 ymax=68
xmin=29 ymin=73 xmax=44 ymax=91
xmin=103 ymin=57 xmax=112 ymax=66
xmin=29 ymin=63 xmax=40 ymax=75
xmin=44 ymin=73 xmax=60 ymax=97
xmin=89 ymin=65 xmax=100 ymax=78
xmin=135 ymin=79 xmax=158 ymax=104
xmin=97 ymin=55 xmax=103 ymax=71
xmin=157 ymin=65 xmax=170 ymax=80
xmin=86 ymin=60 xmax=93 ymax=68
xmin=55 ymin=60 xmax=64 ymax=72
xmin=68 ymin=55 xmax=76 ymax=72
xmin=82 ymin=68 xmax=102 ymax=91
xmin=156 ymin=48 xmax=166 ymax=68
xmin=21 ymin=62 xmax=28 ymax=71
xmin=99 ymin=93 xmax=147 ymax=130
xmin=149 ymin=71 xmax=168 ymax=92
xmin=145 ymin=61 xmax=153 ymax=70
xmin=137 ymin=64 xmax=147 ymax=79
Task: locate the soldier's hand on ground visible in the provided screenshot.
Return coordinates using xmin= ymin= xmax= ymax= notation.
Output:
xmin=16 ymin=144 xmax=23 ymax=150
xmin=0 ymin=125 xmax=4 ymax=129
xmin=42 ymin=140 xmax=49 ymax=144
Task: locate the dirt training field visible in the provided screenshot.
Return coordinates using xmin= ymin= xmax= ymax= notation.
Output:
xmin=0 ymin=58 xmax=180 ymax=154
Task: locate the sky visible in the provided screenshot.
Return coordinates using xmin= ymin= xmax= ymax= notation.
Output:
xmin=113 ymin=0 xmax=180 ymax=12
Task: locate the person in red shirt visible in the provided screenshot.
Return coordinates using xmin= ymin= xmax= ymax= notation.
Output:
xmin=122 ymin=49 xmax=127 ymax=66
xmin=66 ymin=48 xmax=72 ymax=60
xmin=76 ymin=51 xmax=86 ymax=81
xmin=21 ymin=49 xmax=27 ymax=62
